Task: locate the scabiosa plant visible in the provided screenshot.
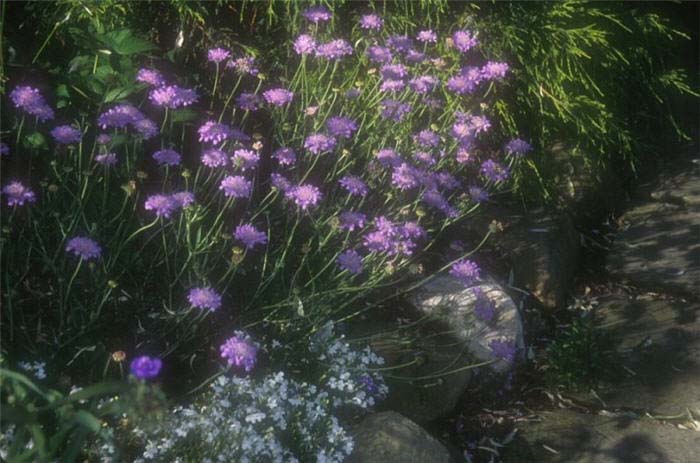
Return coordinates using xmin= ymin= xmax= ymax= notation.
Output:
xmin=272 ymin=147 xmax=296 ymax=166
xmin=452 ymin=29 xmax=478 ymax=53
xmin=417 ymin=30 xmax=438 ymax=43
xmin=198 ymin=121 xmax=231 ymax=144
xmin=145 ymin=194 xmax=178 ymax=218
xmin=480 ymin=159 xmax=510 ymax=182
xmin=270 ymin=173 xmax=292 ymax=191
xmin=315 ymin=40 xmax=353 ymax=60
xmin=386 ymin=34 xmax=413 ymax=52
xmin=263 ymin=88 xmax=294 ymax=106
xmin=489 ymin=338 xmax=517 ymax=363
xmin=130 ymin=355 xmax=162 ymax=379
xmin=172 ymin=191 xmax=195 ymax=209
xmin=375 ymin=148 xmax=402 ymax=167
xmin=337 ymin=250 xmax=363 ymax=275
xmin=96 ymin=134 xmax=111 ymax=145
xmin=339 ymin=211 xmax=366 ymax=232
xmin=235 ymin=92 xmax=262 ymax=111
xmin=2 ymin=181 xmax=36 ymax=207
xmin=359 ymin=13 xmax=383 ymax=30
xmin=469 ymin=185 xmax=490 ymax=203
xmin=9 ymin=85 xmax=54 ymax=120
xmin=187 ymin=287 xmax=222 ymax=311
xmin=304 ymin=133 xmax=337 ymax=154
xmin=149 ymin=85 xmax=198 ymax=108
xmin=133 ymin=118 xmax=159 ymax=139
xmin=234 ymin=224 xmax=268 ymax=250
xmin=232 ymin=149 xmax=260 ymax=171
xmin=302 ymin=5 xmax=332 ymax=23
xmin=152 ymin=149 xmax=181 ymax=166
xmin=366 ymin=45 xmax=393 ymax=64
xmin=413 ymin=129 xmax=440 ymax=148
xmin=208 ymin=47 xmax=231 ymax=63
xmin=220 ymin=331 xmax=258 ymax=372
xmin=50 ymin=125 xmax=82 ymax=144
xmin=326 ymin=116 xmax=358 ymax=139
xmin=339 ymin=175 xmax=369 ymax=197
xmin=505 ymin=138 xmax=533 ymax=156
xmin=98 ymin=104 xmax=144 ymax=129
xmin=65 ymin=236 xmax=102 ymax=260
xmin=473 ymin=288 xmax=497 ymax=323
xmin=95 ymin=153 xmax=118 ymax=166
xmin=286 ymin=184 xmax=322 ymax=210
xmin=380 ymin=99 xmax=411 ymax=121
xmin=409 ymin=75 xmax=439 ymax=94
xmin=481 ymin=61 xmax=510 ymax=80
xmin=294 ymin=34 xmax=317 ymax=55
xmin=450 ymin=259 xmax=481 ymax=286
xmin=391 ymin=163 xmax=422 ymax=190
xmin=201 ymin=148 xmax=229 ymax=168
xmin=219 ymin=176 xmax=252 ymax=198
xmin=136 ymin=68 xmax=165 ymax=87
xmin=227 ymin=56 xmax=259 ymax=76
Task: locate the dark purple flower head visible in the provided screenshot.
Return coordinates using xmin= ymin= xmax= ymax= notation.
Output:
xmin=417 ymin=30 xmax=438 ymax=43
xmin=286 ymin=184 xmax=322 ymax=210
xmin=359 ymin=13 xmax=383 ymax=30
xmin=375 ymin=148 xmax=402 ymax=167
xmin=436 ymin=172 xmax=460 ymax=190
xmin=272 ymin=147 xmax=296 ymax=166
xmin=270 ymin=173 xmax=292 ymax=191
xmin=489 ymin=338 xmax=517 ymax=363
xmin=366 ymin=46 xmax=393 ymax=64
xmin=227 ymin=56 xmax=259 ymax=76
xmin=315 ymin=40 xmax=353 ymax=60
xmin=480 ymin=159 xmax=510 ymax=182
xmin=405 ymin=49 xmax=427 ymax=63
xmin=152 ymin=149 xmax=181 ymax=166
xmin=236 ymin=92 xmax=262 ymax=111
xmin=450 ymin=259 xmax=481 ymax=286
xmin=96 ymin=134 xmax=111 ymax=145
xmin=232 ymin=149 xmax=260 ymax=171
xmin=303 ymin=5 xmax=332 ymax=23
xmin=133 ymin=118 xmax=158 ymax=139
xmin=505 ymin=138 xmax=532 ymax=156
xmin=65 ymin=236 xmax=101 ymax=260
xmin=414 ymin=151 xmax=435 ymax=166
xmin=386 ymin=35 xmax=413 ymax=52
xmin=220 ymin=331 xmax=258 ymax=372
xmin=172 ymin=191 xmax=195 ymax=209
xmin=188 ymin=287 xmax=222 ymax=310
xmin=380 ymin=99 xmax=411 ymax=122
xmin=337 ymin=249 xmax=363 ymax=275
xmin=452 ymin=30 xmax=478 ymax=53
xmin=391 ymin=163 xmax=422 ymax=190
xmin=10 ymin=86 xmax=54 ymax=121
xmin=339 ymin=175 xmax=369 ymax=196
xmin=263 ymin=88 xmax=294 ymax=106
xmin=304 ymin=133 xmax=336 ymax=154
xmin=136 ymin=68 xmax=165 ymax=87
xmin=409 ymin=75 xmax=439 ymax=94
xmin=1 ymin=143 xmax=10 ymax=156
xmin=95 ymin=153 xmax=118 ymax=166
xmin=294 ymin=34 xmax=317 ymax=55
xmin=339 ymin=211 xmax=366 ymax=231
xmin=130 ymin=355 xmax=162 ymax=379
xmin=220 ymin=175 xmax=252 ymax=198
xmin=145 ymin=194 xmax=178 ymax=218
xmin=201 ymin=148 xmax=229 ymax=168
xmin=469 ymin=185 xmax=490 ymax=203
xmin=473 ymin=288 xmax=497 ymax=322
xmin=208 ymin=47 xmax=231 ymax=63
xmin=234 ymin=224 xmax=268 ymax=249
xmin=149 ymin=85 xmax=198 ymax=108
xmin=380 ymin=64 xmax=408 ymax=80
xmin=98 ymin=104 xmax=144 ymax=129
xmin=51 ymin=125 xmax=82 ymax=145
xmin=2 ymin=181 xmax=36 ymax=207
xmin=326 ymin=116 xmax=358 ymax=139
xmin=413 ymin=129 xmax=440 ymax=148
xmin=363 ymin=217 xmax=423 ymax=256
xmin=198 ymin=121 xmax=231 ymax=144
xmin=481 ymin=61 xmax=509 ymax=80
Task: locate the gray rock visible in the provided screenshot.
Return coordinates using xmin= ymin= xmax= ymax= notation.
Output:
xmin=410 ymin=275 xmax=524 ymax=373
xmin=347 ymin=412 xmax=454 ymax=463
xmin=650 ymin=170 xmax=700 ymax=208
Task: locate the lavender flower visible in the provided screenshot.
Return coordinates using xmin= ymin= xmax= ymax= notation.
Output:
xmin=270 ymin=173 xmax=292 ymax=191
xmin=480 ymin=159 xmax=510 ymax=182
xmin=339 ymin=211 xmax=366 ymax=231
xmin=65 ymin=236 xmax=102 ymax=260
xmin=236 ymin=92 xmax=262 ymax=111
xmin=380 ymin=99 xmax=411 ymax=122
xmin=405 ymin=49 xmax=426 ymax=63
xmin=227 ymin=56 xmax=259 ymax=76
xmin=391 ymin=163 xmax=421 ymax=190
xmin=450 ymin=259 xmax=481 ymax=285
xmin=386 ymin=35 xmax=413 ymax=52
xmin=409 ymin=75 xmax=439 ymax=94
xmin=172 ymin=191 xmax=195 ymax=208
xmin=198 ymin=121 xmax=231 ymax=144
xmin=294 ymin=34 xmax=317 ymax=55
xmin=187 ymin=287 xmax=222 ymax=311
xmin=489 ymin=339 xmax=517 ymax=363
xmin=201 ymin=148 xmax=229 ymax=168
xmin=136 ymin=68 xmax=165 ymax=86
xmin=473 ymin=288 xmax=497 ymax=322
xmin=145 ymin=194 xmax=178 ymax=218
xmin=133 ymin=118 xmax=158 ymax=139
xmin=2 ymin=181 xmax=36 ymax=207
xmin=10 ymin=86 xmax=54 ymax=121
xmin=234 ymin=224 xmax=268 ymax=249
xmin=95 ymin=153 xmax=118 ymax=166
xmin=0 ymin=143 xmax=9 ymax=156
xmin=152 ymin=149 xmax=181 ymax=166
xmin=272 ymin=147 xmax=296 ymax=166
xmin=339 ymin=175 xmax=369 ymax=196
xmin=337 ymin=250 xmax=363 ymax=275
xmin=130 ymin=356 xmax=162 ymax=379
xmin=413 ymin=129 xmax=440 ymax=148
xmin=96 ymin=134 xmax=111 ymax=145
xmin=414 ymin=151 xmax=435 ymax=166
xmin=208 ymin=47 xmax=231 ymax=63
xmin=232 ymin=149 xmax=260 ymax=171
xmin=286 ymin=184 xmax=322 ymax=210
xmin=315 ymin=39 xmax=353 ymax=60
xmin=97 ymin=104 xmax=144 ymax=129
xmin=380 ymin=79 xmax=405 ymax=93
xmin=359 ymin=13 xmax=383 ymax=30
xmin=452 ymin=30 xmax=478 ymax=53
xmin=376 ymin=148 xmax=402 ymax=167
xmin=505 ymin=138 xmax=532 ymax=156
xmin=149 ymin=85 xmax=198 ymax=108
xmin=302 ymin=5 xmax=332 ymax=23
xmin=380 ymin=64 xmax=408 ymax=80
xmin=469 ymin=185 xmax=490 ymax=203
xmin=326 ymin=116 xmax=358 ymax=139
xmin=220 ymin=332 xmax=258 ymax=372
xmin=220 ymin=176 xmax=252 ymax=198
xmin=417 ymin=30 xmax=437 ymax=43
xmin=366 ymin=46 xmax=393 ymax=64
xmin=50 ymin=125 xmax=81 ymax=144
xmin=481 ymin=61 xmax=509 ymax=80
xmin=304 ymin=133 xmax=336 ymax=154
xmin=263 ymin=88 xmax=294 ymax=106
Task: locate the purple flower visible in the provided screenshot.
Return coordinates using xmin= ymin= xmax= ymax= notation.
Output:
xmin=345 ymin=88 xmax=361 ymax=98
xmin=294 ymin=34 xmax=317 ymax=55
xmin=95 ymin=153 xmax=118 ymax=166
xmin=326 ymin=116 xmax=358 ymax=139
xmin=152 ymin=149 xmax=181 ymax=166
xmin=451 ymin=121 xmax=474 ymax=144
xmin=489 ymin=339 xmax=517 ymax=363
xmin=452 ymin=30 xmax=478 ymax=53
xmin=208 ymin=47 xmax=231 ymax=63
xmin=227 ymin=56 xmax=259 ymax=76
xmin=133 ymin=118 xmax=158 ymax=139
xmin=469 ymin=115 xmax=491 ymax=134
xmin=339 ymin=211 xmax=366 ymax=231
xmin=145 ymin=194 xmax=178 ymax=218
xmin=450 ymin=259 xmax=481 ymax=285
xmin=232 ymin=149 xmax=260 ymax=171
xmin=414 ymin=151 xmax=435 ymax=166
xmin=391 ymin=163 xmax=422 ymax=190
xmin=304 ymin=133 xmax=336 ymax=154
xmin=201 ymin=148 xmax=229 ymax=168
xmin=473 ymin=288 xmax=497 ymax=322
xmin=363 ymin=217 xmax=423 ymax=256
xmin=315 ymin=40 xmax=353 ymax=60
xmin=380 ymin=99 xmax=411 ymax=122
xmin=230 ymin=128 xmax=251 ymax=142
xmin=413 ymin=129 xmax=440 ymax=148
xmin=417 ymin=30 xmax=437 ymax=43
xmin=96 ymin=134 xmax=111 ymax=145
xmin=505 ymin=138 xmax=532 ymax=156
xmin=198 ymin=121 xmax=231 ymax=144
xmin=65 ymin=236 xmax=102 ymax=260
xmin=187 ymin=287 xmax=222 ymax=310
xmin=456 ymin=146 xmax=473 ymax=164
xmin=376 ymin=148 xmax=402 ymax=167
xmin=220 ymin=176 xmax=252 ymax=198
xmin=422 ymin=189 xmax=450 ymax=213
xmin=234 ymin=224 xmax=268 ymax=249
xmin=366 ymin=46 xmax=393 ymax=64
xmin=136 ymin=68 xmax=165 ymax=86
xmin=130 ymin=355 xmax=162 ymax=379
xmin=380 ymin=79 xmax=405 ymax=93
xmin=481 ymin=61 xmax=509 ymax=80
xmin=386 ymin=35 xmax=413 ymax=52
xmin=263 ymin=88 xmax=294 ymax=106
xmin=51 ymin=125 xmax=81 ymax=144
xmin=469 ymin=185 xmax=489 ymax=203
xmin=149 ymin=85 xmax=198 ymax=108
xmin=2 ymin=181 xmax=35 ymax=207
xmin=409 ymin=75 xmax=439 ymax=94
xmin=272 ymin=147 xmax=296 ymax=166
xmin=380 ymin=64 xmax=408 ymax=80
xmin=172 ymin=191 xmax=195 ymax=208
xmin=480 ymin=159 xmax=510 ymax=182
xmin=286 ymin=184 xmax=322 ymax=210
xmin=10 ymin=86 xmax=54 ymax=121
xmin=236 ymin=92 xmax=262 ymax=111
xmin=270 ymin=173 xmax=292 ymax=191
xmin=405 ymin=49 xmax=426 ymax=63
xmin=1 ymin=143 xmax=10 ymax=156
xmin=446 ymin=71 xmax=480 ymax=95
xmin=302 ymin=5 xmax=332 ymax=23
xmin=98 ymin=104 xmax=144 ymax=129
xmin=337 ymin=249 xmax=363 ymax=275
xmin=220 ymin=332 xmax=258 ymax=372
xmin=359 ymin=13 xmax=383 ymax=30
xmin=436 ymin=172 xmax=460 ymax=190
xmin=339 ymin=175 xmax=369 ymax=196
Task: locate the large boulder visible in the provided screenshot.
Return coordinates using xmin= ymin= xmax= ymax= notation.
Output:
xmin=347 ymin=412 xmax=454 ymax=463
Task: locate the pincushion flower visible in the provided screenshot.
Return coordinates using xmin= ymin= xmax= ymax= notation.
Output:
xmin=366 ymin=46 xmax=393 ymax=64
xmin=130 ymin=356 xmax=162 ymax=379
xmin=450 ymin=259 xmax=481 ymax=285
xmin=480 ymin=159 xmax=510 ymax=182
xmin=172 ymin=191 xmax=195 ymax=208
xmin=201 ymin=148 xmax=229 ymax=168
xmin=220 ymin=332 xmax=258 ymax=372
xmin=386 ymin=35 xmax=413 ymax=52
xmin=417 ymin=30 xmax=437 ymax=43
xmin=363 ymin=217 xmax=423 ymax=256
xmin=236 ymin=92 xmax=262 ymax=111
xmin=10 ymin=86 xmax=54 ymax=121
xmin=133 ymin=118 xmax=158 ymax=139
xmin=95 ymin=153 xmax=118 ymax=166
xmin=272 ymin=147 xmax=296 ymax=166
xmin=98 ymin=104 xmax=145 ymax=129
xmin=469 ymin=115 xmax=492 ymax=134
xmin=187 ymin=287 xmax=222 ymax=311
xmin=198 ymin=121 xmax=231 ymax=144
xmin=96 ymin=134 xmax=111 ymax=145
xmin=136 ymin=68 xmax=165 ymax=87
xmin=232 ymin=149 xmax=260 ymax=171
xmin=505 ymin=138 xmax=532 ymax=156
xmin=489 ymin=339 xmax=517 ymax=362
xmin=405 ymin=49 xmax=426 ymax=63
xmin=375 ymin=148 xmax=402 ymax=167
xmin=413 ymin=129 xmax=440 ymax=148
xmin=263 ymin=88 xmax=294 ymax=106
xmin=149 ymin=85 xmax=198 ymax=108
xmin=51 ymin=125 xmax=81 ymax=144
xmin=339 ymin=211 xmax=366 ymax=231
xmin=2 ymin=181 xmax=36 ymax=207
xmin=220 ymin=176 xmax=252 ymax=198
xmin=446 ymin=72 xmax=480 ymax=95
xmin=304 ymin=133 xmax=336 ymax=154
xmin=473 ymin=288 xmax=497 ymax=322
xmin=270 ymin=173 xmax=292 ymax=191
xmin=337 ymin=250 xmax=363 ymax=275
xmin=0 ymin=143 xmax=9 ymax=156
xmin=469 ymin=185 xmax=490 ymax=203
xmin=152 ymin=149 xmax=181 ymax=166
xmin=286 ymin=184 xmax=322 ymax=210
xmin=380 ymin=64 xmax=408 ymax=80
xmin=208 ymin=47 xmax=231 ymax=63
xmin=380 ymin=80 xmax=405 ymax=93
xmin=414 ymin=151 xmax=435 ymax=166
xmin=339 ymin=175 xmax=369 ymax=196
xmin=409 ymin=75 xmax=439 ymax=94
xmin=452 ymin=30 xmax=478 ymax=53
xmin=359 ymin=13 xmax=383 ymax=30
xmin=380 ymin=100 xmax=411 ymax=122
xmin=227 ymin=56 xmax=259 ymax=76
xmin=145 ymin=194 xmax=178 ymax=218
xmin=481 ymin=61 xmax=509 ymax=80
xmin=391 ymin=163 xmax=422 ymax=190
xmin=65 ymin=236 xmax=102 ymax=260
xmin=302 ymin=5 xmax=332 ymax=23
xmin=294 ymin=34 xmax=317 ymax=55
xmin=326 ymin=116 xmax=358 ymax=139
xmin=315 ymin=40 xmax=353 ymax=60
xmin=234 ymin=224 xmax=268 ymax=249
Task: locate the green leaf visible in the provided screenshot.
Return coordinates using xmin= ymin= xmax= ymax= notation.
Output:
xmin=100 ymin=29 xmax=156 ymax=55
xmin=23 ymin=132 xmax=46 ymax=149
xmin=171 ymin=108 xmax=198 ymax=123
xmin=103 ymin=86 xmax=136 ymax=103
xmin=73 ymin=410 xmax=101 ymax=432
xmin=55 ymin=84 xmax=70 ymax=98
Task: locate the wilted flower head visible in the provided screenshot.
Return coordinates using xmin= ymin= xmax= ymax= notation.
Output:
xmin=263 ymin=88 xmax=294 ymax=106
xmin=234 ymin=224 xmax=268 ymax=249
xmin=187 ymin=287 xmax=222 ymax=311
xmin=136 ymin=68 xmax=165 ymax=86
xmin=152 ymin=149 xmax=181 ymax=166
xmin=359 ymin=13 xmax=383 ymax=30
xmin=220 ymin=176 xmax=252 ymax=198
xmin=149 ymin=85 xmax=198 ymax=108
xmin=452 ymin=30 xmax=478 ymax=53
xmin=326 ymin=116 xmax=358 ymax=139
xmin=302 ymin=5 xmax=332 ymax=23
xmin=65 ymin=236 xmax=102 ymax=260
xmin=294 ymin=34 xmax=317 ymax=55
xmin=481 ymin=61 xmax=509 ymax=80
xmin=227 ymin=55 xmax=259 ymax=76
xmin=198 ymin=121 xmax=231 ymax=144
xmin=10 ymin=86 xmax=54 ymax=121
xmin=220 ymin=331 xmax=258 ymax=372
xmin=469 ymin=185 xmax=490 ymax=203
xmin=2 ymin=181 xmax=36 ymax=207
xmin=337 ymin=249 xmax=363 ymax=275
xmin=236 ymin=92 xmax=262 ymax=111
xmin=272 ymin=147 xmax=296 ymax=166
xmin=145 ymin=194 xmax=178 ymax=218
xmin=480 ymin=159 xmax=510 ymax=182
xmin=366 ymin=45 xmax=393 ymax=64
xmin=286 ymin=184 xmax=322 ymax=210
xmin=304 ymin=133 xmax=336 ymax=154
xmin=450 ymin=259 xmax=481 ymax=285
xmin=417 ymin=30 xmax=438 ymax=43
xmin=232 ymin=149 xmax=260 ymax=171
xmin=208 ymin=47 xmax=231 ymax=63
xmin=339 ymin=211 xmax=366 ymax=231
xmin=339 ymin=175 xmax=369 ymax=196
xmin=95 ymin=153 xmax=118 ymax=166
xmin=505 ymin=138 xmax=532 ymax=156
xmin=315 ymin=39 xmax=353 ymax=60
xmin=201 ymin=148 xmax=229 ymax=168
xmin=130 ymin=355 xmax=162 ymax=379
xmin=51 ymin=125 xmax=81 ymax=144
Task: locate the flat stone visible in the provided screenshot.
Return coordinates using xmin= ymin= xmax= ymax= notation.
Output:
xmin=348 ymin=412 xmax=454 ymax=463
xmin=410 ymin=275 xmax=524 ymax=373
xmin=650 ymin=170 xmax=700 ymax=207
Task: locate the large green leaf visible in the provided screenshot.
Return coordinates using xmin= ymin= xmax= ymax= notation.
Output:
xmin=99 ymin=29 xmax=156 ymax=55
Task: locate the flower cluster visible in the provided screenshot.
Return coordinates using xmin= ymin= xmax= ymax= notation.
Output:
xmin=10 ymin=86 xmax=54 ymax=121
xmin=98 ymin=104 xmax=158 ymax=139
xmin=145 ymin=191 xmax=194 ymax=218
